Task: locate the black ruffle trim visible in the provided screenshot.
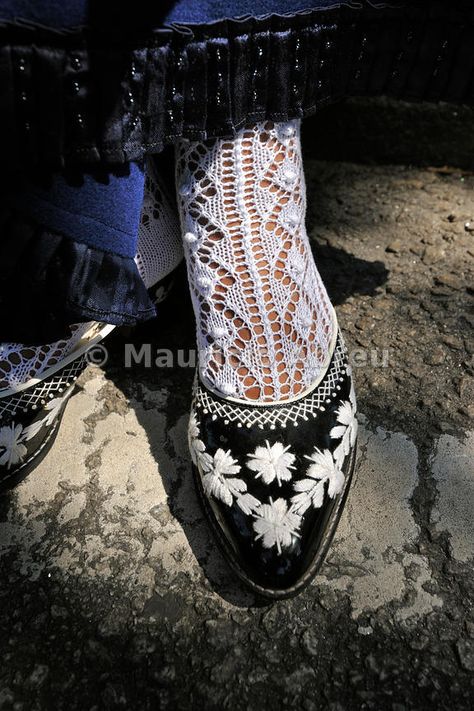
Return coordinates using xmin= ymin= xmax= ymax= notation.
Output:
xmin=0 ymin=210 xmax=156 ymax=344
xmin=0 ymin=1 xmax=473 ymax=172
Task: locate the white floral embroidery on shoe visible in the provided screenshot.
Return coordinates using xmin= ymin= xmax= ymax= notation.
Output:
xmin=0 ymin=423 xmax=27 ymax=470
xmin=201 ymin=448 xmax=241 ymax=503
xmin=188 ymin=411 xmax=200 ymax=440
xmin=253 ymin=497 xmax=302 ymax=553
xmin=43 ymin=395 xmax=68 ymax=427
xmin=330 ymin=382 xmax=358 ymax=466
xmin=247 ymin=440 xmax=296 ymax=486
xmin=23 ymin=389 xmax=73 ymax=441
xmin=188 ymin=412 xmax=206 ymax=464
xmin=236 ymin=492 xmax=261 ymax=516
xmin=291 ymin=448 xmax=345 ymax=515
xmin=199 ymin=447 xmax=259 ymax=514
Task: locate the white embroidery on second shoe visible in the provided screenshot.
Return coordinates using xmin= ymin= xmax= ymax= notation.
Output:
xmin=22 ymin=387 xmax=74 ymax=441
xmin=0 ymin=383 xmax=77 ymax=471
xmin=0 ymin=423 xmax=27 ymax=469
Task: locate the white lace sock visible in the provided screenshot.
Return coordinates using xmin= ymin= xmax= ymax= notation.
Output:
xmin=136 ymin=157 xmax=183 ymax=287
xmin=176 ymin=120 xmax=335 ymax=403
xmin=0 ymin=157 xmax=183 ymax=391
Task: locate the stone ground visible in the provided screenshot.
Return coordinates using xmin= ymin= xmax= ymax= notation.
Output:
xmin=1 ymin=101 xmax=474 ymax=710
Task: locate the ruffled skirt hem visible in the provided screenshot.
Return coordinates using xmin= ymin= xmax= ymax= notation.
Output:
xmin=0 ymin=1 xmax=472 ymax=173
xmin=0 ymin=210 xmax=156 ymax=344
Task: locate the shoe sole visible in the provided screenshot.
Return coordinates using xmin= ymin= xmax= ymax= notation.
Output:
xmin=193 ymin=441 xmax=357 ymax=601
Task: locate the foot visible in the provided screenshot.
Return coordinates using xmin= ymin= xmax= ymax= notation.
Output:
xmin=0 ymin=157 xmax=183 ymax=488
xmin=189 ymin=328 xmax=357 ymax=598
xmin=176 ymin=120 xmax=358 ymax=596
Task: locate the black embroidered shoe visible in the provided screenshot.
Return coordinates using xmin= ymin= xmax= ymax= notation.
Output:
xmin=189 ymin=329 xmax=358 ymax=599
xmin=0 ymin=272 xmax=177 ymax=492
xmin=0 ymin=351 xmax=90 ymax=491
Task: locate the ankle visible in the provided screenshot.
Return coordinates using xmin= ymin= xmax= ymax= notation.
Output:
xmin=177 ymin=120 xmax=335 ymax=403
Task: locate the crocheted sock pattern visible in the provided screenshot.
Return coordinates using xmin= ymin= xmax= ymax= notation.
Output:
xmin=176 ymin=120 xmax=334 ymax=403
xmin=136 ymin=157 xmax=183 ymax=287
xmin=0 ymin=158 xmax=183 ymax=391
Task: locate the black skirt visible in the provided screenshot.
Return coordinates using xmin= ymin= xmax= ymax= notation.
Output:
xmin=1 ymin=0 xmax=473 ymax=175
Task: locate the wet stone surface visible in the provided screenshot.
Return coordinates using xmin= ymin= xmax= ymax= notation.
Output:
xmin=0 ymin=157 xmax=473 ymax=709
